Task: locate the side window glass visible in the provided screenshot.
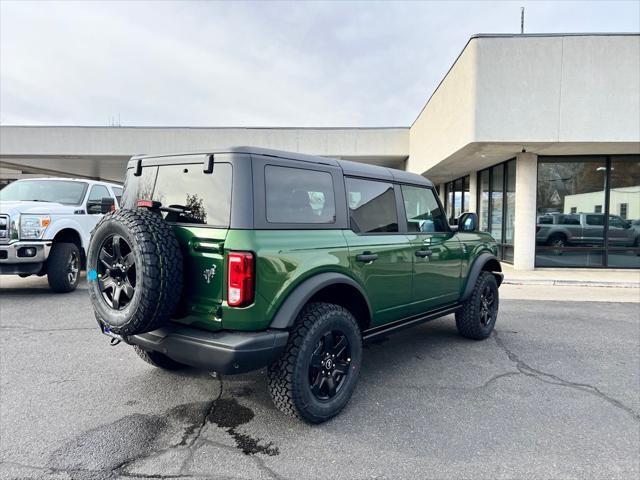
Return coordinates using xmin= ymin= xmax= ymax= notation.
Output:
xmin=609 ymin=215 xmax=626 ymax=229
xmin=586 ymin=215 xmax=604 ymax=226
xmin=265 ymin=165 xmax=336 ymax=224
xmin=401 ymin=185 xmax=447 ymax=233
xmin=87 ymin=185 xmax=110 ymax=214
xmin=345 ymin=178 xmax=398 ymax=233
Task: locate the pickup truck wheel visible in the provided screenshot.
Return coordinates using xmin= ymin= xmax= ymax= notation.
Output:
xmin=548 ymin=234 xmax=566 ymax=255
xmin=268 ymin=302 xmax=362 ymax=424
xmin=87 ymin=208 xmax=183 ymax=336
xmin=455 ymin=271 xmax=499 ymax=340
xmin=47 ymin=242 xmax=81 ymax=293
xmin=132 ymin=345 xmax=186 ymax=371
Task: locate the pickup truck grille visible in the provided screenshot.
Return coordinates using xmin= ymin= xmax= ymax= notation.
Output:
xmin=0 ymin=214 xmax=9 ymax=243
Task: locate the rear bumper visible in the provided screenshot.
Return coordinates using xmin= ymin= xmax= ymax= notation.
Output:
xmin=127 ymin=325 xmax=289 ymax=375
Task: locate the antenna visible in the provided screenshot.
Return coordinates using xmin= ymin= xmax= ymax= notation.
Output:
xmin=520 ymin=7 xmax=525 ymax=34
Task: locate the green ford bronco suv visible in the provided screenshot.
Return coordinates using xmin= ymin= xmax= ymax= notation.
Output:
xmin=87 ymin=147 xmax=503 ymax=423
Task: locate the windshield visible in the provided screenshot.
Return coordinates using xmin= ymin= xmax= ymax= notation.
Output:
xmin=0 ymin=180 xmax=88 ymax=205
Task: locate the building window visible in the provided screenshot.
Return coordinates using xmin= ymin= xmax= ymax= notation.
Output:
xmin=443 ymin=175 xmax=469 ymax=224
xmin=619 ymin=203 xmax=628 ymax=219
xmin=477 ymin=159 xmax=516 ymax=262
xmin=536 ymin=155 xmax=639 ymax=269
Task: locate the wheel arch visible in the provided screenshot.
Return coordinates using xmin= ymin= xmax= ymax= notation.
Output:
xmin=460 ymin=253 xmax=503 ymax=302
xmin=52 ymin=228 xmax=85 ymax=267
xmin=269 ymin=272 xmax=372 ymax=332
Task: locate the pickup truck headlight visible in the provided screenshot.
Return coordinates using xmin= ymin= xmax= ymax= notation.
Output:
xmin=19 ymin=215 xmax=51 ymax=240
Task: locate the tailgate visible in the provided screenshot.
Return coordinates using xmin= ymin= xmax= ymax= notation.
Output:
xmin=171 ymin=226 xmax=228 ymax=330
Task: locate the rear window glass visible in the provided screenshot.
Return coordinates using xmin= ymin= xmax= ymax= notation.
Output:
xmin=345 ymin=178 xmax=398 ymax=233
xmin=265 ymin=165 xmax=336 ymax=224
xmin=122 ymin=163 xmax=232 ymax=227
xmin=122 ymin=166 xmax=157 ymax=207
xmin=112 ymin=187 xmax=123 ymax=205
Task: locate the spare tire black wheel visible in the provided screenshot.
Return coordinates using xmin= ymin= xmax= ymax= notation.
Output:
xmin=87 ymin=208 xmax=183 ymax=336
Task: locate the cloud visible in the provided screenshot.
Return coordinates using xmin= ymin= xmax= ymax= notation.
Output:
xmin=1 ymin=0 xmax=638 ymax=127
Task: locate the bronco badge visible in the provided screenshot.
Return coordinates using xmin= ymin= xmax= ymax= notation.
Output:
xmin=202 ymin=265 xmax=217 ymax=284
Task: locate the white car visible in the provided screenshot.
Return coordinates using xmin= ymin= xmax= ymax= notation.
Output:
xmin=0 ymin=178 xmax=122 ymax=292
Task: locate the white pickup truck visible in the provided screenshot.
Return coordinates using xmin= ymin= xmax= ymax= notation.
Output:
xmin=0 ymin=178 xmax=122 ymax=292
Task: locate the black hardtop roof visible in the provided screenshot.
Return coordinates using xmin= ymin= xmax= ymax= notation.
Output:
xmin=131 ymin=146 xmax=431 ymax=187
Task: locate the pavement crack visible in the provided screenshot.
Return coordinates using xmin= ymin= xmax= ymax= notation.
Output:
xmin=176 ymin=376 xmax=225 ymax=475
xmin=189 ymin=376 xmax=224 ymax=447
xmin=198 ymin=439 xmax=285 ymax=480
xmin=493 ymin=330 xmax=640 ymax=422
xmin=113 ymin=376 xmax=225 ymax=479
xmin=474 ymin=371 xmax=521 ymax=390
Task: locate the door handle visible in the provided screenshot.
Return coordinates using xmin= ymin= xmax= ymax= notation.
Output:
xmin=415 ymin=249 xmax=433 ymax=258
xmin=356 ymin=252 xmax=379 ymax=263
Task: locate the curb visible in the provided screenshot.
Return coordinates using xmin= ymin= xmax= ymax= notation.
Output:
xmin=503 ymin=279 xmax=640 ymax=288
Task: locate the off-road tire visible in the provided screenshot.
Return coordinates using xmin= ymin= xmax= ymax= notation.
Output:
xmin=87 ymin=208 xmax=183 ymax=336
xmin=455 ymin=271 xmax=499 ymax=340
xmin=47 ymin=242 xmax=81 ymax=293
xmin=268 ymin=302 xmax=362 ymax=424
xmin=132 ymin=345 xmax=186 ymax=370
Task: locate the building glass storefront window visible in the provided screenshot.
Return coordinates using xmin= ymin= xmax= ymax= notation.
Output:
xmin=477 ymin=159 xmax=516 ymax=262
xmin=444 ymin=175 xmax=469 ymax=224
xmin=536 ymin=155 xmax=639 ymax=268
xmin=479 ymin=170 xmax=490 ymax=232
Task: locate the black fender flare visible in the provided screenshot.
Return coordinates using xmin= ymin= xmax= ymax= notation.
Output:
xmin=460 ymin=253 xmax=503 ymax=302
xmin=269 ymin=272 xmax=372 ymax=329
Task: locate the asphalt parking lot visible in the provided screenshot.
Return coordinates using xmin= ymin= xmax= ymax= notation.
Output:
xmin=1 ymin=277 xmax=638 ymax=480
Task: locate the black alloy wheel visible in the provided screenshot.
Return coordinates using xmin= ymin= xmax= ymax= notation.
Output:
xmin=309 ymin=330 xmax=352 ymax=401
xmin=97 ymin=234 xmax=136 ymax=310
xmin=479 ymin=283 xmax=497 ymax=327
xmin=455 ymin=271 xmax=499 ymax=340
xmin=67 ymin=249 xmax=80 ymax=286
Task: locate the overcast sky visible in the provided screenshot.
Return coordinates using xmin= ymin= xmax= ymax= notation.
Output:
xmin=1 ymin=0 xmax=638 ymax=127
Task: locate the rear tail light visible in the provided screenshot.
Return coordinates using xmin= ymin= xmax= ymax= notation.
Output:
xmin=227 ymin=252 xmax=254 ymax=307
xmin=137 ymin=200 xmax=162 ymax=209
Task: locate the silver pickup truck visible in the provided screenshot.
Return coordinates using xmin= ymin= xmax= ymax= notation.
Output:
xmin=536 ymin=212 xmax=638 ymax=249
xmin=0 ymin=178 xmax=122 ymax=292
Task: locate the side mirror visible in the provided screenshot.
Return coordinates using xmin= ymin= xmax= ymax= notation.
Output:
xmin=458 ymin=212 xmax=478 ymax=232
xmin=100 ymin=197 xmax=115 ymax=214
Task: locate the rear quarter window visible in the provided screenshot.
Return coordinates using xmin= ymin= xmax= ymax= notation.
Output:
xmin=264 ymin=165 xmax=336 ymax=224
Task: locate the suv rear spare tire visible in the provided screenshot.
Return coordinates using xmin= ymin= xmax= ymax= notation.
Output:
xmin=87 ymin=208 xmax=183 ymax=336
